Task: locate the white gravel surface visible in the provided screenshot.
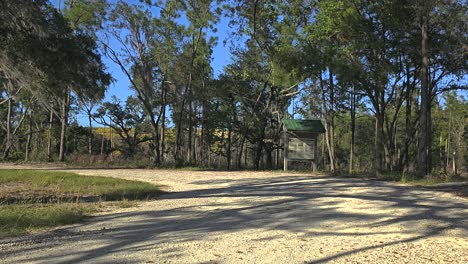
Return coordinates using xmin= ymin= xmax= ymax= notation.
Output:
xmin=0 ymin=167 xmax=467 ymax=264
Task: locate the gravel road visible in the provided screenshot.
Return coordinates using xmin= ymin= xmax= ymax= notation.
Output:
xmin=1 ymin=167 xmax=467 ymax=263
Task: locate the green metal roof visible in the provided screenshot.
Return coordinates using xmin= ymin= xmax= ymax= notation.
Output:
xmin=282 ymin=119 xmax=325 ymax=133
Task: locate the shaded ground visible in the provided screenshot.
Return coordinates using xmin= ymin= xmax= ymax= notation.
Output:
xmin=0 ymin=166 xmax=467 ymax=263
xmin=425 ymin=184 xmax=468 ymax=198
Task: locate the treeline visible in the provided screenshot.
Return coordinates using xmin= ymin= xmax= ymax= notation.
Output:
xmin=0 ymin=0 xmax=466 ymax=176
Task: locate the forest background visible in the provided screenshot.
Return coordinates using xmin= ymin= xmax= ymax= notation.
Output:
xmin=1 ymin=0 xmax=467 ymax=179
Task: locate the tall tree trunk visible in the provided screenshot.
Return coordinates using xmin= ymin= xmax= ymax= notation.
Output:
xmin=88 ymin=114 xmax=92 ymax=156
xmin=25 ymin=109 xmax=33 ymax=161
xmin=402 ymin=67 xmax=414 ymax=172
xmin=58 ymin=89 xmax=69 ymax=161
xmin=109 ymin=124 xmax=113 ymax=149
xmin=174 ymin=102 xmax=184 ymax=164
xmin=160 ymin=85 xmax=166 ymax=163
xmin=319 ymin=71 xmax=335 ymax=172
xmin=446 ymin=111 xmax=451 ymax=172
xmin=372 ymin=80 xmax=386 ymax=173
xmin=254 ymin=125 xmax=266 ymax=170
xmin=175 ymin=72 xmax=192 ymax=164
xmin=34 ymin=122 xmax=40 ymax=159
xmin=265 ymin=147 xmax=273 ymax=170
xmin=200 ymin=104 xmax=206 ymax=167
xmin=147 ymin=96 xmax=164 ymax=166
xmin=349 ymin=89 xmax=356 ymax=174
xmin=455 ymin=129 xmax=461 ymax=175
xmin=375 ymin=109 xmax=385 ymax=172
xmin=100 ymin=135 xmax=104 ymax=155
xmin=417 ymin=8 xmax=431 ymax=176
xmin=47 ymin=106 xmax=53 ymax=161
xmin=275 ymin=141 xmax=278 ymax=170
xmin=3 ymin=97 xmax=12 ymax=159
xmin=328 ymin=70 xmax=336 ymax=171
xmin=427 ymin=90 xmax=433 ymax=172
xmin=237 ymin=136 xmax=246 ymax=169
xmin=146 ymin=110 xmax=161 ymax=165
xmin=188 ymin=101 xmax=193 ymax=164
xmin=152 ymin=128 xmax=161 ymax=165
xmin=227 ymin=126 xmax=232 ymax=170
xmin=175 ymin=29 xmax=202 ymax=164
xmin=160 ymin=108 xmax=166 ymax=163
xmin=321 ymin=134 xmax=325 ymax=169
xmin=244 ymin=140 xmax=248 ymax=168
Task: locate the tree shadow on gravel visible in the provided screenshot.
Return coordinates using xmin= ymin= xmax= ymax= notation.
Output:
xmin=1 ymin=175 xmax=467 ymax=263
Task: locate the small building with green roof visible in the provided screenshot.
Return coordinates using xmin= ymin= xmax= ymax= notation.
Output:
xmin=282 ymin=119 xmax=325 ymax=171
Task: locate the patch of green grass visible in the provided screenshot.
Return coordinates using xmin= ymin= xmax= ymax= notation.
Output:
xmin=0 ymin=169 xmax=163 ymax=202
xmin=0 ymin=203 xmax=96 ymax=237
xmin=0 ymin=169 xmax=163 ymax=238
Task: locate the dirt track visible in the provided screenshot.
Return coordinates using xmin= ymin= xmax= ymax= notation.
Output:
xmin=1 ymin=166 xmax=467 ymax=263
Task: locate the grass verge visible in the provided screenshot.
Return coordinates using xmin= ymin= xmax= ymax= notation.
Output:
xmin=0 ymin=169 xmax=162 ymax=202
xmin=0 ymin=203 xmax=96 ymax=238
xmin=0 ymin=169 xmax=162 ymax=238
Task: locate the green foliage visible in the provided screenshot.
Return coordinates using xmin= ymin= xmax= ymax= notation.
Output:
xmin=94 ymin=96 xmax=150 ymax=157
xmin=0 ymin=0 xmax=111 ymax=101
xmin=63 ymin=0 xmax=108 ymax=30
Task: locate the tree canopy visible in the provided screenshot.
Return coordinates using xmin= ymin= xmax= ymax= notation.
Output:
xmin=1 ymin=0 xmax=466 ymax=177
